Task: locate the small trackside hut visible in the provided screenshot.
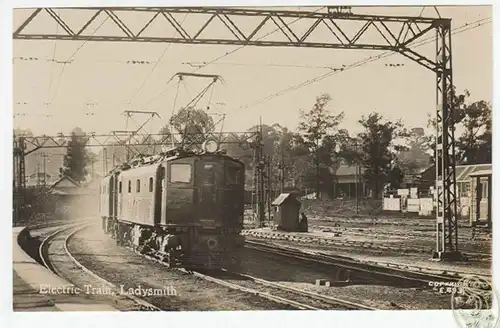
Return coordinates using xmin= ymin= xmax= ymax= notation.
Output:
xmin=272 ymin=193 xmax=304 ymax=232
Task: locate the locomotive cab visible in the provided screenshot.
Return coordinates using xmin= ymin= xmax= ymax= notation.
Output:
xmin=161 ymin=152 xmax=245 ymax=269
xmin=101 ymin=140 xmax=246 ymax=271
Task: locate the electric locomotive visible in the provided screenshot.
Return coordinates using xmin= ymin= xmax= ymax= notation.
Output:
xmin=99 ymin=140 xmax=245 ymax=270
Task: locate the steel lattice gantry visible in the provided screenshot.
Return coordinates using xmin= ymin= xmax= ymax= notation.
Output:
xmin=13 ymin=7 xmax=460 ymax=259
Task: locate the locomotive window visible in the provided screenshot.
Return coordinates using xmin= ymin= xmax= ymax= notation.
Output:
xmin=226 ymin=166 xmax=240 ymax=185
xmin=149 ymin=177 xmax=154 ymax=192
xmin=119 ymin=181 xmax=122 ymax=193
xmin=128 ymin=180 xmax=131 ymax=193
xmin=170 ymin=164 xmax=192 ymax=183
xmin=136 ymin=179 xmax=141 ymax=193
xmin=204 ymin=164 xmax=215 ymax=185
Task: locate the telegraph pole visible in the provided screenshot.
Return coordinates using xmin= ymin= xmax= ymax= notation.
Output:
xmin=255 ymin=118 xmax=265 ymax=227
xmin=103 ymin=148 xmax=108 ymax=173
xmin=36 ymin=164 xmax=41 ymax=186
xmin=267 ymin=155 xmax=272 ymax=221
xmin=355 ymin=141 xmax=359 ymax=214
xmin=279 ymin=152 xmax=285 ymax=194
xmin=38 ymin=152 xmax=50 ymax=186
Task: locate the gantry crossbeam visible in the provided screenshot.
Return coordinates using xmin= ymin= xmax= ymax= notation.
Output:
xmin=13 ymin=6 xmax=460 ymax=259
xmin=14 ymin=7 xmax=443 ymax=71
xmin=16 ymin=131 xmax=259 ymax=156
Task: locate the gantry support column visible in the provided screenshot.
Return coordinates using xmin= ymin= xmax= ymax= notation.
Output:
xmin=13 ymin=137 xmax=26 ymax=225
xmin=434 ymin=20 xmax=461 ymax=260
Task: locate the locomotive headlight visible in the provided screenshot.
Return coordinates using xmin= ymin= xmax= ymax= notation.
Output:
xmin=202 ymin=139 xmax=219 ymax=153
xmin=207 ymin=237 xmax=218 ymax=250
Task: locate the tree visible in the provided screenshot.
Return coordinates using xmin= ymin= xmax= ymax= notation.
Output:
xmin=297 ymin=93 xmax=344 ymax=198
xmin=388 ymin=166 xmax=404 ymax=189
xmin=336 ymin=129 xmax=359 ymax=165
xmin=358 ymin=112 xmax=407 ymax=198
xmin=425 ymin=89 xmax=492 ymax=165
xmin=426 ymin=87 xmax=492 ymax=164
xmin=456 ymin=100 xmax=492 ymax=164
xmin=396 ymin=127 xmax=432 ymax=181
xmin=169 ymin=107 xmax=215 ymax=145
xmin=59 ymin=128 xmax=90 ymax=183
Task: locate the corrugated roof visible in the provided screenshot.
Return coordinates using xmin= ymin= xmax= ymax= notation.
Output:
xmin=272 ymin=193 xmax=298 ymax=206
xmin=50 ymin=175 xmax=80 ymax=189
xmin=455 ymin=164 xmax=492 ymax=181
xmin=334 ymin=165 xmax=363 ymax=176
xmin=469 ymin=169 xmax=492 ymax=177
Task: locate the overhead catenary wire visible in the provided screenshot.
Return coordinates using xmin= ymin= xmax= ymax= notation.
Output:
xmin=48 ymin=15 xmax=111 ymax=106
xmin=191 ymin=6 xmax=326 ymax=74
xmin=231 ymin=17 xmax=491 ymax=114
xmin=126 ymin=13 xmax=189 ymax=106
xmin=143 ymin=6 xmax=325 ymax=109
xmin=14 ymin=57 xmax=158 ymax=65
xmin=185 ymin=61 xmax=348 ymax=70
xmin=47 ymin=11 xmax=59 ymax=100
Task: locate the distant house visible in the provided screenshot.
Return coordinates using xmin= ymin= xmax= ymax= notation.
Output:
xmin=330 ymin=165 xmax=367 ymax=199
xmin=26 ymin=172 xmax=58 ymax=187
xmin=419 ymin=163 xmax=492 ymax=198
xmin=49 ymin=176 xmax=87 ymax=195
xmin=49 ymin=175 xmax=99 ymax=218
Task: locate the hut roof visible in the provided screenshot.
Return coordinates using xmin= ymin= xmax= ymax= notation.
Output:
xmin=272 ymin=193 xmax=299 ymax=206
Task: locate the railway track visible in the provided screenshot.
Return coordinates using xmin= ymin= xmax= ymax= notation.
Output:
xmin=198 ymin=270 xmax=375 ymax=310
xmin=242 ymin=230 xmax=491 ymax=260
xmin=308 ymin=224 xmax=492 ymax=243
xmin=37 ymin=221 xmax=483 ymax=311
xmin=133 ymin=244 xmax=372 ymax=310
xmin=244 ymin=240 xmax=491 ymax=286
xmin=39 ymin=223 xmax=160 ymax=311
xmin=59 ymin=222 xmax=370 ymax=310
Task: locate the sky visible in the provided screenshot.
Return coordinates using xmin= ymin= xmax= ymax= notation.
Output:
xmin=12 ymin=5 xmax=493 ymax=138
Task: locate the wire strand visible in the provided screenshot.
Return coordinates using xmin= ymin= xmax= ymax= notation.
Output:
xmin=48 ymin=15 xmax=110 ymax=105
xmin=47 ymin=11 xmax=59 ymax=100
xmin=191 ymin=6 xmax=326 ymax=73
xmin=127 ymin=13 xmax=189 ymax=105
xmin=232 ymin=17 xmax=491 ymax=114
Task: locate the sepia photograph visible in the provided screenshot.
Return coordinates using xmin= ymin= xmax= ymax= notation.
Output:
xmin=9 ymin=2 xmax=496 ymax=324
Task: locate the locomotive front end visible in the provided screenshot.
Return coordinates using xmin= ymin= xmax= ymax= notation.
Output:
xmin=190 ymin=147 xmax=245 ymax=269
xmin=162 ymin=141 xmax=246 ymax=270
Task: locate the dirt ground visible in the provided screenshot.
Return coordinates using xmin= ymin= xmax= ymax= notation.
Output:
xmin=72 ymin=223 xmax=456 ymax=310
xmin=244 ymin=199 xmax=492 ymax=276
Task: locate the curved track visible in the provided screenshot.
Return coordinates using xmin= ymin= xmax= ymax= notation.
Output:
xmin=138 ymin=248 xmax=373 ymax=310
xmin=39 ymin=223 xmax=160 ymax=311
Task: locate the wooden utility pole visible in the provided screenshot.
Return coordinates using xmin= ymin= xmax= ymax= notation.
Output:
xmin=280 ymin=152 xmax=285 ymax=194
xmin=103 ymin=148 xmax=108 ymax=173
xmin=355 ymin=141 xmax=359 ymax=214
xmin=315 ymin=139 xmax=320 ymax=199
xmin=267 ymin=155 xmax=272 ymax=221
xmin=257 ymin=119 xmax=265 ymax=226
xmin=253 ymin=117 xmax=265 ymax=228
